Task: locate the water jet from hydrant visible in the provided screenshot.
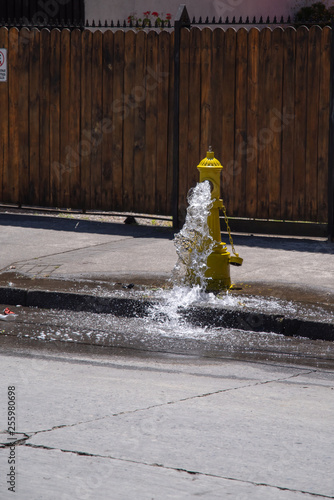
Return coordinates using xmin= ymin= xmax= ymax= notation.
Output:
xmin=172 ymin=181 xmax=215 ymax=290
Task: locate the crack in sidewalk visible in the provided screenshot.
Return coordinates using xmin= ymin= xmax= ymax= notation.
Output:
xmin=15 ymin=369 xmax=316 ymax=439
xmin=23 ymin=442 xmax=333 ymax=498
xmin=2 ymin=236 xmax=135 ymax=273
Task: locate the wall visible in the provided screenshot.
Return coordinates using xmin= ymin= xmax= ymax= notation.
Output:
xmin=84 ymin=0 xmax=330 ymax=24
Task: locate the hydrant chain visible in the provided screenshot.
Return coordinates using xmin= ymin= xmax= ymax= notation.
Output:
xmin=221 ymin=202 xmax=238 ymax=257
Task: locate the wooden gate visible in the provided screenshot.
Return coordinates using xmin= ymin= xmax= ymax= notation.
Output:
xmin=0 ymin=27 xmax=174 ymax=214
xmin=177 ymin=25 xmax=331 ymax=226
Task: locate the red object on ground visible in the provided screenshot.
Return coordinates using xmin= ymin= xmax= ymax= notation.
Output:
xmin=3 ymin=308 xmax=14 ymax=315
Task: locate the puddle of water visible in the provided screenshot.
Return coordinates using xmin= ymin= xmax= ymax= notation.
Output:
xmin=4 ymin=304 xmax=332 ymax=371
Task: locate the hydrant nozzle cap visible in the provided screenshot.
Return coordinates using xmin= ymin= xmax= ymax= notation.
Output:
xmin=198 ymin=150 xmax=222 ymax=167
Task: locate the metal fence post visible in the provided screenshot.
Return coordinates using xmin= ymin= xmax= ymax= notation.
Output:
xmin=328 ymin=19 xmax=334 ymax=241
xmin=172 ymin=5 xmax=190 ymax=230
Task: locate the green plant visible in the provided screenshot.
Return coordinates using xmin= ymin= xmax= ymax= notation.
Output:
xmin=59 ymin=213 xmax=74 ymax=219
xmin=294 ymin=1 xmax=334 ymax=26
xmin=127 ymin=10 xmax=172 ymax=27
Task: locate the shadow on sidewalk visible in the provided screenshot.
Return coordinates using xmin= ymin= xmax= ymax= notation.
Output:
xmin=1 ymin=213 xmax=332 ymax=253
xmin=0 ymin=213 xmax=175 ymax=240
xmin=229 ymin=233 xmax=334 ymax=254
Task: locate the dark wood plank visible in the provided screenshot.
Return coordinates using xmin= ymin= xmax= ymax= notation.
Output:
xmin=133 ymin=31 xmax=146 ymax=213
xmin=187 ymin=27 xmax=201 ymax=195
xmin=69 ymin=28 xmax=81 ymax=208
xmin=111 ymin=29 xmax=124 ymax=211
xmin=234 ymin=27 xmax=248 ymax=217
xmin=39 ymin=28 xmax=50 ymax=207
xmin=49 ymin=28 xmax=61 ymax=208
xmin=90 ymin=30 xmax=103 ymax=209
xmin=18 ymin=27 xmax=30 ymax=205
xmin=0 ymin=28 xmax=9 ymax=203
xmin=200 ymin=28 xmax=212 ymax=161
xmin=293 ymin=26 xmax=308 ymax=221
xmin=29 ymin=28 xmax=40 ymax=205
xmin=245 ymin=27 xmax=259 ymax=218
xmin=101 ymin=30 xmax=114 ymax=210
xmin=80 ymin=29 xmax=92 ymax=211
xmin=60 ymin=29 xmax=71 ymax=208
xmin=317 ymin=26 xmax=331 ymax=223
xmin=268 ymin=27 xmax=284 ymax=219
xmin=257 ymin=28 xmax=272 ymax=219
xmin=166 ymin=30 xmax=174 ymax=215
xmin=156 ymin=30 xmax=170 ymax=214
xmin=211 ymin=28 xmax=224 ymax=164
xmin=281 ymin=27 xmax=296 ymax=221
xmin=178 ymin=28 xmax=190 ymax=220
xmin=7 ymin=28 xmax=19 ymax=204
xmin=123 ymin=30 xmax=136 ymax=211
xmin=305 ymin=26 xmax=321 ymax=221
xmin=221 ymin=28 xmax=236 ymax=214
xmin=144 ymin=30 xmax=158 ymax=214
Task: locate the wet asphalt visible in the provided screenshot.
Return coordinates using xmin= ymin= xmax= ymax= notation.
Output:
xmin=0 ymin=211 xmax=334 ymax=499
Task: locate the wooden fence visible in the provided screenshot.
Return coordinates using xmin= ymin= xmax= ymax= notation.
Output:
xmin=0 ymin=25 xmax=332 ymax=227
xmin=0 ymin=27 xmax=174 ymax=214
xmin=178 ymin=25 xmax=331 ymax=225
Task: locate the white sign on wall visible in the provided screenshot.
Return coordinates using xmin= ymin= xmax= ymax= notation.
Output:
xmin=0 ymin=49 xmax=7 ymax=82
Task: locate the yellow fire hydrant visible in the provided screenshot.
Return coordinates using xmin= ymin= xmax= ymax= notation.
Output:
xmin=197 ymin=148 xmax=243 ymax=290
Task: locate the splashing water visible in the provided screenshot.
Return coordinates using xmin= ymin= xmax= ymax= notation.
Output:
xmin=172 ymin=181 xmax=214 ymax=290
xmin=147 ymin=284 xmax=218 ymax=336
xmin=145 ymin=181 xmax=220 ymax=332
xmin=146 ymin=180 xmax=306 ymax=335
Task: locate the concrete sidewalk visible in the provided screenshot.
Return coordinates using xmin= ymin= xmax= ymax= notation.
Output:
xmin=0 ymin=210 xmax=333 ymax=291
xmin=0 ymin=210 xmax=333 ymax=341
xmin=0 ymin=211 xmax=333 ymax=330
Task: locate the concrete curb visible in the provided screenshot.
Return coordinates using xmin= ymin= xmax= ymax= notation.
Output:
xmin=0 ymin=286 xmax=151 ymax=317
xmin=183 ymin=306 xmax=334 ymax=342
xmin=1 ymin=286 xmax=333 ymax=343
